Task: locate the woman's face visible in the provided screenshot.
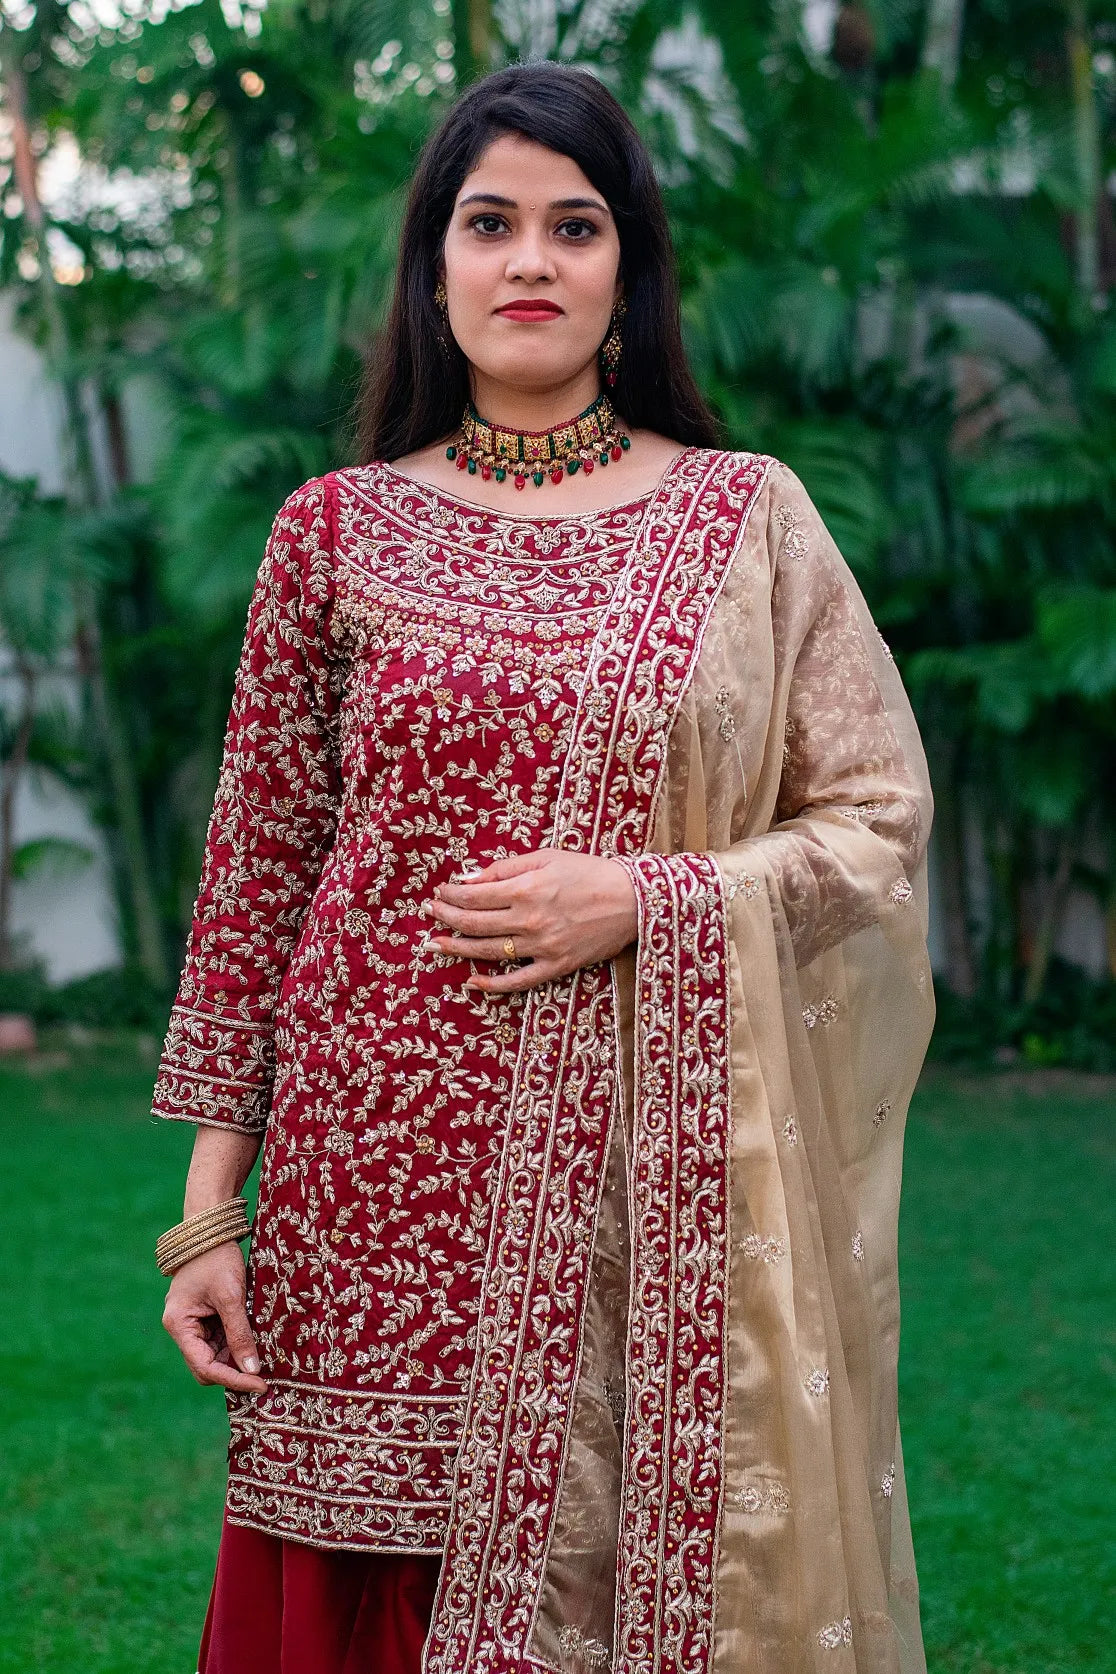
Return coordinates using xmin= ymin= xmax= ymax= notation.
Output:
xmin=441 ymin=132 xmax=622 ymax=399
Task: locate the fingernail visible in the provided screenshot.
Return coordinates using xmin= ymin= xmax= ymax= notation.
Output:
xmin=244 ymin=1356 xmax=260 ymax=1375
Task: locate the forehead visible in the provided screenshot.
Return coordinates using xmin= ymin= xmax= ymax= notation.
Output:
xmin=457 ymin=133 xmax=604 ymax=204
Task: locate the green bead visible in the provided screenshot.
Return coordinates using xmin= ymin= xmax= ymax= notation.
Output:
xmin=495 ymin=467 xmax=506 ymax=482
xmin=532 ymin=471 xmax=544 ymax=487
xmin=567 ymin=458 xmax=580 ymax=474
xmin=620 ymin=435 xmax=631 ymax=450
xmin=600 ymin=452 xmax=610 ymax=466
xmin=467 ymin=458 xmax=477 ymax=474
xmin=446 ymin=446 xmax=457 ymax=460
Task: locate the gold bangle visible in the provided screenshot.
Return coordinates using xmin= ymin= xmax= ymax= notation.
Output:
xmin=156 ymin=1196 xmax=251 ymax=1276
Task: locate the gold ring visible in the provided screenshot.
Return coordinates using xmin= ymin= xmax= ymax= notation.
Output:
xmin=503 ymin=936 xmax=516 ymax=959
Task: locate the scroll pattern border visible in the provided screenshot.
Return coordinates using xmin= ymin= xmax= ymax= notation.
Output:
xmin=423 ymin=451 xmax=771 ymax=1674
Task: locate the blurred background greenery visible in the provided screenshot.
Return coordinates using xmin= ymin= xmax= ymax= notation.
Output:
xmin=2 ymin=5 xmax=1116 ymax=1672
xmin=4 ymin=0 xmax=1116 ymax=1065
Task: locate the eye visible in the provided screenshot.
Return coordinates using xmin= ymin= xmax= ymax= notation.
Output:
xmin=557 ymin=218 xmax=599 ymax=241
xmin=469 ymin=213 xmax=508 ymax=236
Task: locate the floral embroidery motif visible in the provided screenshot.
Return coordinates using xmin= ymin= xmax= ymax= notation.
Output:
xmin=805 ymin=1366 xmax=830 ymax=1396
xmin=731 ymin=1479 xmax=791 ymax=1514
xmin=726 ymin=871 xmax=760 ymax=901
xmin=881 ymin=1460 xmax=895 ymax=1498
xmin=817 ymin=1616 xmax=854 ymax=1649
xmin=851 ymin=1230 xmax=864 ymax=1261
xmin=154 ymin=463 xmax=696 ymax=1552
xmin=873 ymin=1098 xmax=892 ymax=1128
xmin=775 ymin=501 xmax=809 ymax=562
xmin=890 ymin=877 xmax=914 ymax=904
xmin=741 ymin=1232 xmax=786 ymax=1263
xmin=558 ymin=1626 xmax=611 ymax=1670
xmin=714 ymin=684 xmax=737 ymax=740
xmin=802 ymin=995 xmax=839 ymax=1028
xmin=782 ymin=1114 xmax=799 ymax=1145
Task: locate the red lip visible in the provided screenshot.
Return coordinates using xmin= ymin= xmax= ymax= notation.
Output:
xmin=495 ymin=300 xmax=563 ymax=321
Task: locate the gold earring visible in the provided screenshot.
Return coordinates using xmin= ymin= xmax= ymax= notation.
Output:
xmin=434 ymin=280 xmax=448 ymax=315
xmin=601 ymin=296 xmax=626 ymax=387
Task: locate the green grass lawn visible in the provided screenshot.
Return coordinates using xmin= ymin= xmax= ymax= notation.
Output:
xmin=1 ymin=1047 xmax=1113 ymax=1673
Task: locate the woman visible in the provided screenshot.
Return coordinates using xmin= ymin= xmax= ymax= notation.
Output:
xmin=154 ymin=60 xmax=934 ymax=1674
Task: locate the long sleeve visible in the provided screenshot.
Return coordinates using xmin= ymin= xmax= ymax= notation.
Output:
xmin=619 ymin=461 xmax=932 ymax=969
xmin=732 ymin=464 xmax=931 ymax=964
xmin=152 ymin=475 xmax=342 ymax=1133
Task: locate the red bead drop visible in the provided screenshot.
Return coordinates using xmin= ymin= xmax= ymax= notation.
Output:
xmin=481 ymin=465 xmax=491 ymax=481
xmin=550 ymin=467 xmax=564 ymax=485
xmin=514 ymin=475 xmax=526 ymax=490
xmin=582 ymin=459 xmax=594 ymax=474
xmin=610 ymin=444 xmax=623 ymax=461
xmin=456 ymin=452 xmax=469 ymax=470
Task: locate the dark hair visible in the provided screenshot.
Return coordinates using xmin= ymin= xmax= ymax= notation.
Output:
xmin=354 ymin=61 xmax=720 ymax=462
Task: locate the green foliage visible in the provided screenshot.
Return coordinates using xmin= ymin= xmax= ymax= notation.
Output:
xmin=3 ymin=0 xmax=1116 ymax=1027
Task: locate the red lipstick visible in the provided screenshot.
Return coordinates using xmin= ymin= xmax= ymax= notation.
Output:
xmin=495 ymin=299 xmax=563 ymax=322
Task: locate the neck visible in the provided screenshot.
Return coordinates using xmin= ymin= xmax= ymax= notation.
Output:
xmin=468 ymin=366 xmax=602 ymax=432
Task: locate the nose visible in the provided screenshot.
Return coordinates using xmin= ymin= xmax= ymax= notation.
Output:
xmin=504 ymin=225 xmax=556 ymax=285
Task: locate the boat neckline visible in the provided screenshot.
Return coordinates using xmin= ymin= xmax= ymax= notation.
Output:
xmin=369 ymin=446 xmax=693 ymax=527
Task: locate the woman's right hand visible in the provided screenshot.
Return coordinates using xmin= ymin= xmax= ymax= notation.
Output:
xmin=162 ymin=1240 xmax=268 ymax=1395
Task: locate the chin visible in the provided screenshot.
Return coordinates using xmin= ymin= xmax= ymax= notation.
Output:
xmin=470 ymin=348 xmax=594 ymax=395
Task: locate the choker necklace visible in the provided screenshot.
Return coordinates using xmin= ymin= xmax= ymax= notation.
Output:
xmin=446 ymin=393 xmax=631 ymax=490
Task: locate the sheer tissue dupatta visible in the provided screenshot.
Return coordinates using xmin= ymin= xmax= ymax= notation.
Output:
xmin=422 ymin=451 xmax=934 ymax=1674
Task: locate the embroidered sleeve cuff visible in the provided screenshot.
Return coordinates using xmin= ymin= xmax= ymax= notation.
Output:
xmin=151 ymin=1001 xmax=275 ymax=1134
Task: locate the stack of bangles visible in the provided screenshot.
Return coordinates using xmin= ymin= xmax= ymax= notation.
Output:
xmin=155 ymin=1196 xmax=252 ymax=1276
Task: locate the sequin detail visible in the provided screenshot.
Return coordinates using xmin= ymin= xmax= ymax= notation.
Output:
xmin=881 ymin=1460 xmax=895 ymax=1498
xmin=741 ymin=1233 xmax=786 ymax=1264
xmin=782 ymin=1114 xmax=799 ymax=1145
xmin=818 ymin=1616 xmax=853 ymax=1649
xmin=802 ymin=995 xmax=839 ymax=1028
xmin=805 ymin=1367 xmax=830 ymax=1396
xmin=726 ymin=871 xmax=760 ymax=901
xmin=873 ymin=1099 xmax=892 ymax=1128
xmin=851 ymin=1230 xmax=864 ymax=1261
xmin=890 ymin=877 xmax=914 ymax=904
xmin=558 ymin=1626 xmax=611 ymax=1670
xmin=775 ymin=502 xmax=809 ymax=562
xmin=714 ymin=684 xmax=737 ymax=740
xmin=731 ymin=1479 xmax=791 ymax=1514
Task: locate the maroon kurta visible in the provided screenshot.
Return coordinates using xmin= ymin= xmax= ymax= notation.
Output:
xmin=154 ymin=457 xmax=673 ymax=1552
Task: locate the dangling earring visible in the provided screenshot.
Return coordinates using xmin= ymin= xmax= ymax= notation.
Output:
xmin=434 ymin=280 xmax=451 ymax=351
xmin=600 ymin=296 xmax=626 ymax=388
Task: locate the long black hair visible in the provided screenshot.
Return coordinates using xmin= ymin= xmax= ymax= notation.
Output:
xmin=355 ymin=61 xmax=720 ymax=463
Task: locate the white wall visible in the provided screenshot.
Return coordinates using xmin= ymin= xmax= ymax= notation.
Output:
xmin=0 ymin=291 xmax=122 ymax=981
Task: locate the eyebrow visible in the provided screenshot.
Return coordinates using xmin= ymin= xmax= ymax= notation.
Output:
xmin=457 ymin=192 xmax=610 ymax=213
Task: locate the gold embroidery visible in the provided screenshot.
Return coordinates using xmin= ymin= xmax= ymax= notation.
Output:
xmin=817 ymin=1615 xmax=853 ymax=1649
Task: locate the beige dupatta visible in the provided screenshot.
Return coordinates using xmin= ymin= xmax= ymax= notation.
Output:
xmin=423 ymin=450 xmax=933 ymax=1674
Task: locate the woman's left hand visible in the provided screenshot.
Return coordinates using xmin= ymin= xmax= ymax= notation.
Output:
xmin=424 ymin=849 xmax=637 ymax=993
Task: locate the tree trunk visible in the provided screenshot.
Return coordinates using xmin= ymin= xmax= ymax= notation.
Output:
xmin=2 ymin=33 xmax=169 ymax=990
xmin=0 ymin=662 xmax=35 ymax=970
xmin=1066 ymin=0 xmax=1101 ymax=301
xmin=1022 ymin=831 xmax=1075 ymax=1008
xmin=921 ymin=0 xmax=965 ymax=86
xmin=452 ymin=0 xmax=493 ymax=84
xmin=933 ymin=746 xmax=977 ymax=997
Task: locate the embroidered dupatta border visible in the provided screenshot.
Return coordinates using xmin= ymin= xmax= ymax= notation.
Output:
xmin=610 ymin=853 xmax=732 ymax=1674
xmin=423 ymin=451 xmax=772 ymax=1674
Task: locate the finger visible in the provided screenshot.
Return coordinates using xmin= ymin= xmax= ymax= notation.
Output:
xmin=427 ymin=934 xmax=531 ymax=964
xmin=218 ymin=1297 xmax=264 ymax=1381
xmin=448 ymin=850 xmax=552 ymax=886
xmin=466 ymin=961 xmax=561 ymax=993
xmin=170 ymin=1313 xmax=268 ymax=1393
xmin=434 ymin=879 xmax=517 ymax=910
xmin=427 ymin=901 xmax=520 ymax=935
